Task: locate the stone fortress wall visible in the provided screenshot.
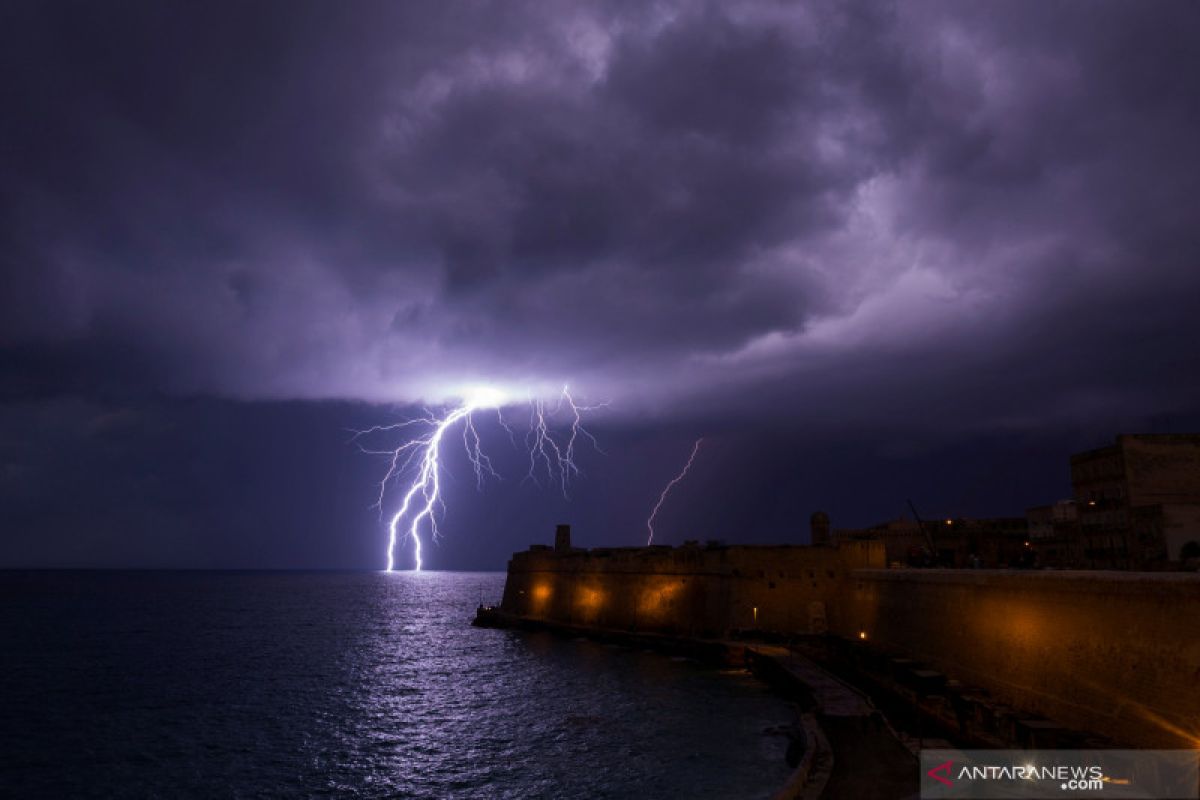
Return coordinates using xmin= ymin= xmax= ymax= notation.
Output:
xmin=498 ymin=526 xmax=1200 ymax=748
xmin=500 ymin=528 xmax=885 ymax=637
xmin=844 ymin=568 xmax=1200 ymax=748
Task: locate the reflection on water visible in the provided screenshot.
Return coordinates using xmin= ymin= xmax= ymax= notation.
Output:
xmin=1 ymin=571 xmax=793 ymax=798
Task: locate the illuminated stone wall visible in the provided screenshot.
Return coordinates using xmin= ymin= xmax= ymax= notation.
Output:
xmin=499 ymin=540 xmax=1200 ymax=747
xmin=840 ymin=569 xmax=1200 ymax=748
xmin=499 ymin=540 xmax=884 ymax=638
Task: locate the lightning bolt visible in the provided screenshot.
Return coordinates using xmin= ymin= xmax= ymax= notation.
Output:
xmin=354 ymin=386 xmax=602 ymax=571
xmin=525 ymin=386 xmax=606 ymax=496
xmin=646 ymin=437 xmax=704 ymax=545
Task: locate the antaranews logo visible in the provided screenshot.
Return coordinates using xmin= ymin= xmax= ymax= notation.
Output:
xmin=919 ymin=749 xmax=1199 ymax=799
xmin=927 ymin=760 xmax=953 ymax=788
xmin=926 ymin=759 xmax=1104 ymax=792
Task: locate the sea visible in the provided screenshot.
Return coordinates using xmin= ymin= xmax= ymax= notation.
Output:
xmin=0 ymin=571 xmax=796 ymax=798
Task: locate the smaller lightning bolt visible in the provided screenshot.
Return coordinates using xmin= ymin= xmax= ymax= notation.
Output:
xmin=525 ymin=385 xmax=606 ymax=497
xmin=646 ymin=437 xmax=704 ymax=545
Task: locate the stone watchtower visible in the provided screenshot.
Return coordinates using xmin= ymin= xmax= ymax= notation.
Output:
xmin=810 ymin=511 xmax=830 ymax=546
xmin=555 ymin=524 xmax=572 ymax=552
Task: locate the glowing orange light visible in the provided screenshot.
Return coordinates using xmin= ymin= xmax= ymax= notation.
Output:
xmin=858 ymin=630 xmax=867 ymax=640
xmin=577 ymin=587 xmax=604 ymax=612
xmin=945 ymin=519 xmax=953 ymax=526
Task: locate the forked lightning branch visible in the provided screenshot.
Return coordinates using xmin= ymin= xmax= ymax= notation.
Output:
xmin=351 ymin=386 xmax=604 ymax=571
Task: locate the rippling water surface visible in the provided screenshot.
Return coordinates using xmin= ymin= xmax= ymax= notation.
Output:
xmin=1 ymin=571 xmax=794 ymax=798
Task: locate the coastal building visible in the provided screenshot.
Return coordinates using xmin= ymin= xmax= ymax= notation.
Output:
xmin=833 ymin=515 xmax=1030 ymax=568
xmin=935 ymin=516 xmax=1030 ymax=568
xmin=832 ymin=517 xmax=926 ymax=566
xmin=1025 ymin=500 xmax=1082 ymax=568
xmin=828 ymin=434 xmax=1200 ymax=571
xmin=1071 ymin=434 xmax=1200 ymax=568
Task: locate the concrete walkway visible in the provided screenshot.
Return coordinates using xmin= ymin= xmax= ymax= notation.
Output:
xmin=748 ymin=646 xmax=918 ymax=800
xmin=750 ymin=645 xmax=875 ymax=716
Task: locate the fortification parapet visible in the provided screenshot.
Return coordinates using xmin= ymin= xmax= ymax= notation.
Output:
xmin=495 ymin=527 xmax=1200 ymax=748
xmin=500 ymin=533 xmax=885 ymax=638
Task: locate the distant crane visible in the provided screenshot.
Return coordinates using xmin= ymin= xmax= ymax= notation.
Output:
xmin=906 ymin=498 xmax=939 ymax=565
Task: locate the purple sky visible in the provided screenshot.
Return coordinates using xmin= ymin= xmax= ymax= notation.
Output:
xmin=3 ymin=2 xmax=1199 ymax=568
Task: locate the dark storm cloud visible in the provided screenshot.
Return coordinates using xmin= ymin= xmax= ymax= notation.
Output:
xmin=2 ymin=0 xmax=1199 ymax=435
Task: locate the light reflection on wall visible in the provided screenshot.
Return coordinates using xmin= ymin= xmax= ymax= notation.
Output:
xmin=576 ymin=585 xmax=605 ymax=621
xmin=842 ymin=573 xmax=1200 ymax=748
xmin=637 ymin=578 xmax=684 ymax=623
xmin=530 ymin=582 xmax=553 ymax=614
xmin=997 ymin=599 xmax=1044 ymax=648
